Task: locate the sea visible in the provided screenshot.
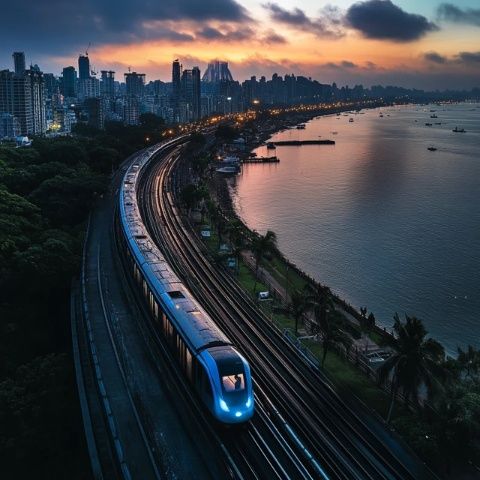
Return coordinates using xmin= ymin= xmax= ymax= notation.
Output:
xmin=231 ymin=103 xmax=480 ymax=354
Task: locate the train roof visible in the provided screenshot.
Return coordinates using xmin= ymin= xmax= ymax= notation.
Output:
xmin=120 ymin=140 xmax=231 ymax=353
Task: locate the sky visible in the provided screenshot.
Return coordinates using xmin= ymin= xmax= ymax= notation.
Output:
xmin=1 ymin=0 xmax=479 ymax=90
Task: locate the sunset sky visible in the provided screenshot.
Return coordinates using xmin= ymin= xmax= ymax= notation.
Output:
xmin=1 ymin=0 xmax=479 ymax=89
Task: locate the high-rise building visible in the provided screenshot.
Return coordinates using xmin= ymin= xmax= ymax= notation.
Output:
xmin=192 ymin=67 xmax=201 ymax=121
xmin=43 ymin=73 xmax=58 ymax=97
xmin=101 ymin=70 xmax=115 ymax=99
xmin=78 ymin=54 xmax=90 ymax=80
xmin=0 ymin=113 xmax=21 ymax=139
xmin=124 ymin=72 xmax=145 ymax=125
xmin=12 ymin=52 xmax=26 ymax=75
xmin=125 ymin=72 xmax=145 ymax=98
xmin=77 ymin=77 xmax=100 ymax=101
xmin=61 ymin=66 xmax=77 ymax=98
xmin=202 ymin=61 xmax=234 ymax=83
xmin=171 ymin=59 xmax=182 ymax=120
xmin=25 ymin=69 xmax=47 ymax=135
xmin=85 ymin=97 xmax=104 ymax=129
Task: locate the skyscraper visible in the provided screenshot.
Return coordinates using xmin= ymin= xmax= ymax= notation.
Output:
xmin=192 ymin=67 xmax=201 ymax=121
xmin=202 ymin=61 xmax=234 ymax=83
xmin=78 ymin=55 xmax=90 ymax=80
xmin=61 ymin=66 xmax=77 ymax=98
xmin=171 ymin=59 xmax=181 ymax=121
xmin=124 ymin=72 xmax=145 ymax=125
xmin=12 ymin=52 xmax=26 ymax=75
xmin=101 ymin=70 xmax=115 ymax=100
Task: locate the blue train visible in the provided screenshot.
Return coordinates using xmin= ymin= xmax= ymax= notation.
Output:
xmin=118 ymin=140 xmax=254 ymax=424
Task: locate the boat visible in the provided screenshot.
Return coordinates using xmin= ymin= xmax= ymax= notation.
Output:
xmin=349 ymin=118 xmax=354 ymax=123
xmin=296 ymin=124 xmax=306 ymax=129
xmin=331 ymin=131 xmax=338 ymax=135
xmin=266 ymin=142 xmax=276 ymax=149
xmin=379 ymin=113 xmax=384 ymax=117
xmin=435 ymin=122 xmax=442 ymax=125
xmin=427 ymin=146 xmax=437 ymax=151
xmin=425 ymin=123 xmax=433 ymax=126
xmin=430 ymin=114 xmax=438 ymax=118
xmin=452 ymin=127 xmax=466 ymax=133
xmin=216 ymin=165 xmax=240 ymax=174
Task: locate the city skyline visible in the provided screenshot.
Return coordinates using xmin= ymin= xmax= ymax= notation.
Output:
xmin=1 ymin=0 xmax=479 ymax=90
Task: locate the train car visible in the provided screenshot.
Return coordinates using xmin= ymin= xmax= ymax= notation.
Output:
xmin=118 ymin=140 xmax=254 ymax=424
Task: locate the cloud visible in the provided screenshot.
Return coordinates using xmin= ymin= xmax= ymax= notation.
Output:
xmin=261 ymin=31 xmax=288 ymax=45
xmin=423 ymin=50 xmax=480 ymax=66
xmin=345 ymin=0 xmax=438 ymax=41
xmin=424 ymin=52 xmax=447 ymax=64
xmin=195 ymin=26 xmax=255 ymax=42
xmin=456 ymin=51 xmax=480 ymax=64
xmin=263 ymin=3 xmax=344 ymax=38
xmin=0 ymin=0 xmax=251 ymax=56
xmin=437 ymin=4 xmax=480 ymax=27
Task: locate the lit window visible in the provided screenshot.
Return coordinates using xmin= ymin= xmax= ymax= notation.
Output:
xmin=222 ymin=374 xmax=245 ymax=392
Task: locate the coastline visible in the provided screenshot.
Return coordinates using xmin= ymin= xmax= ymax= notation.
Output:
xmin=213 ymin=103 xmax=395 ymax=343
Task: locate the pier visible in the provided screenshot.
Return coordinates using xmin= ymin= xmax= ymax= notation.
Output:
xmin=243 ymin=156 xmax=280 ymax=163
xmin=273 ymin=139 xmax=335 ymax=146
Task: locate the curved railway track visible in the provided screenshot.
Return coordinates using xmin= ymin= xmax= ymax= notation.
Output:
xmin=136 ymin=142 xmax=436 ymax=480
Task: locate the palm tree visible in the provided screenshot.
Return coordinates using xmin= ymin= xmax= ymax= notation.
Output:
xmin=251 ymin=230 xmax=277 ymax=294
xmin=227 ymin=220 xmax=245 ymax=275
xmin=457 ymin=345 xmax=479 ymax=379
xmin=288 ymin=291 xmax=307 ymax=336
xmin=378 ymin=313 xmax=445 ymax=423
xmin=304 ymin=285 xmax=351 ymax=366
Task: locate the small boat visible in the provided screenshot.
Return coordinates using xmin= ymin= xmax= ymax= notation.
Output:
xmin=331 ymin=131 xmax=338 ymax=135
xmin=427 ymin=146 xmax=437 ymax=151
xmin=435 ymin=122 xmax=442 ymax=125
xmin=452 ymin=127 xmax=466 ymax=133
xmin=379 ymin=113 xmax=384 ymax=117
xmin=430 ymin=114 xmax=438 ymax=118
xmin=216 ymin=165 xmax=240 ymax=175
xmin=296 ymin=124 xmax=306 ymax=129
xmin=266 ymin=142 xmax=276 ymax=149
xmin=349 ymin=118 xmax=354 ymax=123
xmin=425 ymin=123 xmax=433 ymax=126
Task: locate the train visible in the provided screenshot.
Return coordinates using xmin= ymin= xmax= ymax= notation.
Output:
xmin=118 ymin=139 xmax=254 ymax=424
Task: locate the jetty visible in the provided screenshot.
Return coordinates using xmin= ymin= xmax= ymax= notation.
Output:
xmin=243 ymin=156 xmax=279 ymax=163
xmin=272 ymin=139 xmax=335 ymax=146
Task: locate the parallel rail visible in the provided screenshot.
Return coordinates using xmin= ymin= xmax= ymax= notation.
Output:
xmin=137 ymin=144 xmax=436 ymax=480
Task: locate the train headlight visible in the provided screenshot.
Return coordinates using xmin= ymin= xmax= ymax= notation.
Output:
xmin=246 ymin=397 xmax=252 ymax=408
xmin=235 ymin=412 xmax=242 ymax=418
xmin=219 ymin=399 xmax=230 ymax=412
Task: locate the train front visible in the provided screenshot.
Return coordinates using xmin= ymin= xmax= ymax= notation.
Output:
xmin=207 ymin=347 xmax=254 ymax=424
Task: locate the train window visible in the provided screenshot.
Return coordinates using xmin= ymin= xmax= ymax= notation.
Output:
xmin=222 ymin=374 xmax=245 ymax=392
xmin=168 ymin=291 xmax=185 ymax=299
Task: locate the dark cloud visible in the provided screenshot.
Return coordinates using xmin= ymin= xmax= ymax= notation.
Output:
xmin=456 ymin=51 xmax=480 ymax=64
xmin=261 ymin=31 xmax=288 ymax=45
xmin=0 ymin=0 xmax=250 ymax=57
xmin=325 ymin=60 xmax=358 ymax=69
xmin=195 ymin=26 xmax=254 ymax=42
xmin=423 ymin=51 xmax=480 ymax=66
xmin=345 ymin=0 xmax=438 ymax=41
xmin=424 ymin=52 xmax=447 ymax=64
xmin=263 ymin=3 xmax=344 ymax=38
xmin=437 ymin=4 xmax=480 ymax=27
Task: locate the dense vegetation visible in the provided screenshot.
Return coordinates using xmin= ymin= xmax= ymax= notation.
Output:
xmin=0 ymin=114 xmax=167 ymax=479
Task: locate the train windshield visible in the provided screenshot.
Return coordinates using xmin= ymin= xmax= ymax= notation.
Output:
xmin=218 ymin=359 xmax=246 ymax=395
xmin=222 ymin=373 xmax=245 ymax=392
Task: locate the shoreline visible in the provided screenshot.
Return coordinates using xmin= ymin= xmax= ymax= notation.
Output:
xmin=213 ymin=103 xmax=395 ymax=343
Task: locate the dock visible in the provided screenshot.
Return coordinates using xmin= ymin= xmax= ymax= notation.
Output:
xmin=243 ymin=156 xmax=279 ymax=163
xmin=273 ymin=139 xmax=335 ymax=146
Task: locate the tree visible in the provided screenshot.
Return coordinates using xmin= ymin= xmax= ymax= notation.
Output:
xmin=227 ymin=219 xmax=245 ymax=275
xmin=457 ymin=345 xmax=480 ymax=379
xmin=378 ymin=314 xmax=445 ymax=423
xmin=215 ymin=125 xmax=237 ymax=142
xmin=288 ymin=291 xmax=307 ymax=336
xmin=139 ymin=112 xmax=164 ymax=129
xmin=305 ymin=284 xmax=351 ymax=366
xmin=251 ymin=230 xmax=277 ymax=293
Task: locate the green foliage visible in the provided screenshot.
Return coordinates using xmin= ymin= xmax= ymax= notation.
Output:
xmin=215 ymin=124 xmax=238 ymax=141
xmin=0 ymin=354 xmax=88 ymax=479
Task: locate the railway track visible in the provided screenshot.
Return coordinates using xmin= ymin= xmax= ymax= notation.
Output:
xmin=118 ymin=142 xmax=315 ymax=480
xmin=136 ymin=143 xmax=437 ymax=480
